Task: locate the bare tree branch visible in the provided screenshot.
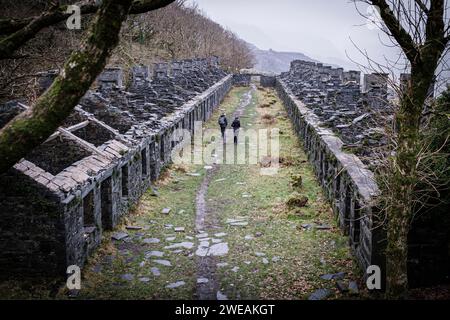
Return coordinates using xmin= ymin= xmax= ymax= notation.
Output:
xmin=414 ymin=0 xmax=430 ymax=15
xmin=369 ymin=0 xmax=420 ymax=62
xmin=0 ymin=0 xmax=175 ymax=60
xmin=0 ymin=0 xmax=175 ymax=174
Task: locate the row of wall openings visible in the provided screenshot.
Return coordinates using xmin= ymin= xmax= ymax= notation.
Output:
xmin=141 ymin=148 xmax=148 ymax=177
xmin=82 ymin=190 xmax=98 ymax=254
xmin=101 ymin=176 xmax=113 ymax=230
xmin=160 ymin=136 xmax=165 ymax=162
xmin=121 ymin=165 xmax=129 ymax=197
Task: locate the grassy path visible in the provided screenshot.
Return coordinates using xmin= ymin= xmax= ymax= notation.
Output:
xmin=69 ymin=85 xmax=359 ymax=300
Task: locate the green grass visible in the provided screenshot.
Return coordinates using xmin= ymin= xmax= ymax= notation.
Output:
xmin=205 ymin=87 xmax=357 ymax=299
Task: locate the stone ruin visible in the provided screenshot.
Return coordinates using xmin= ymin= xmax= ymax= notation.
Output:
xmin=276 ymin=60 xmax=449 ymax=288
xmin=279 ymin=60 xmax=394 ymax=170
xmin=0 ymin=57 xmax=232 ymax=277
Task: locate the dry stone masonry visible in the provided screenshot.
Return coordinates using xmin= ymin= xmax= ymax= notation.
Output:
xmin=0 ymin=57 xmax=232 ymax=277
xmin=279 ymin=60 xmax=394 ymax=170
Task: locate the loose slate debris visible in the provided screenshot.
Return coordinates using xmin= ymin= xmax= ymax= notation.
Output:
xmin=349 ymin=281 xmax=359 ymax=295
xmin=150 ymin=187 xmax=160 ymax=197
xmin=230 ymin=221 xmax=248 ymax=227
xmin=151 ymin=267 xmax=161 ymax=276
xmin=196 ymin=233 xmax=209 ymax=238
xmin=174 ymin=227 xmax=185 ymax=232
xmin=121 ymin=274 xmax=134 ymax=281
xmin=308 ymin=289 xmax=331 ymax=300
xmin=153 ymin=259 xmax=172 ymax=266
xmin=165 ymin=242 xmax=194 ymax=250
xmin=139 ymin=277 xmax=151 ymax=283
xmin=199 ymin=241 xmax=210 ymax=248
xmin=187 ymin=172 xmax=201 ymax=177
xmin=315 ymin=224 xmax=332 ymax=230
xmin=145 ymin=251 xmax=164 ymax=258
xmin=166 ymin=281 xmax=186 ymax=289
xmin=300 ymin=224 xmax=312 ymax=230
xmin=67 ymin=289 xmax=80 ymax=298
xmin=208 ymin=243 xmax=229 ymax=256
xmin=197 ymin=278 xmax=209 ymax=284
xmin=214 ymin=232 xmax=227 ymax=237
xmin=125 ymin=226 xmax=143 ymax=230
xmin=217 ymin=262 xmax=229 ymax=268
xmin=196 ymin=246 xmax=209 ymax=257
xmin=217 ymin=291 xmax=228 ymax=300
xmin=143 ymin=238 xmax=160 ymax=244
xmin=111 ymin=232 xmax=129 ymax=241
xmin=161 ymin=208 xmax=171 ymax=215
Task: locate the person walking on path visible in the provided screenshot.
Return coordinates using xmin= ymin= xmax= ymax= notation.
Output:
xmin=218 ymin=113 xmax=228 ymax=141
xmin=231 ymin=116 xmax=241 ymax=145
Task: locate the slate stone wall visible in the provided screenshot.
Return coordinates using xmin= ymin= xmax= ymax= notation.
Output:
xmin=0 ymin=74 xmax=232 ymax=277
xmin=276 ymin=78 xmax=386 ymax=282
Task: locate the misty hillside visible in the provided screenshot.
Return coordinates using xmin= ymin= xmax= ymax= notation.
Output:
xmin=247 ymin=43 xmax=317 ymax=74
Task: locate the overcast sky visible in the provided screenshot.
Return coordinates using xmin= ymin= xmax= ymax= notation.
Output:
xmin=186 ymin=0 xmax=403 ymax=71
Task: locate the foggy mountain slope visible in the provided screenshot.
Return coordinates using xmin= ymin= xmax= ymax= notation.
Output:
xmin=247 ymin=43 xmax=318 ymax=74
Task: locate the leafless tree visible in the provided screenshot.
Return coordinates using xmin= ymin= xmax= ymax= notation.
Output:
xmin=353 ymin=0 xmax=449 ymax=297
xmin=0 ymin=0 xmax=175 ymax=175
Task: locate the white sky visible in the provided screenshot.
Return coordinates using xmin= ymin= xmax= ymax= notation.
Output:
xmin=187 ymin=0 xmax=403 ymax=71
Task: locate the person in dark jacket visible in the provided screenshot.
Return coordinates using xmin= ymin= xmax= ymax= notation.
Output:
xmin=231 ymin=116 xmax=241 ymax=144
xmin=218 ymin=113 xmax=228 ymax=140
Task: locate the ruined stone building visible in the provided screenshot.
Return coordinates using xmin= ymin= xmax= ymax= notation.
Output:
xmin=0 ymin=57 xmax=232 ymax=277
xmin=277 ymin=60 xmax=449 ymax=287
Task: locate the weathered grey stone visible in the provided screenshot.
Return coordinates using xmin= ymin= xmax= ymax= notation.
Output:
xmin=145 ymin=251 xmax=164 ymax=258
xmin=151 ymin=267 xmax=161 ymax=276
xmin=166 ymin=281 xmax=185 ymax=289
xmin=143 ymin=238 xmax=160 ymax=244
xmin=216 ymin=291 xmax=228 ymax=300
xmin=165 ymin=242 xmax=194 ymax=250
xmin=121 ymin=273 xmax=134 ymax=281
xmin=209 ymin=243 xmax=229 ymax=256
xmin=126 ymin=226 xmax=143 ymax=230
xmin=336 ymin=281 xmax=349 ymax=293
xmin=216 ymin=262 xmax=229 ymax=268
xmin=139 ymin=277 xmax=151 ymax=283
xmin=214 ymin=232 xmax=227 ymax=237
xmin=112 ymin=232 xmax=129 ymax=241
xmin=349 ymin=281 xmax=359 ymax=295
xmin=197 ymin=278 xmax=209 ymax=284
xmin=153 ymin=259 xmax=172 ymax=266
